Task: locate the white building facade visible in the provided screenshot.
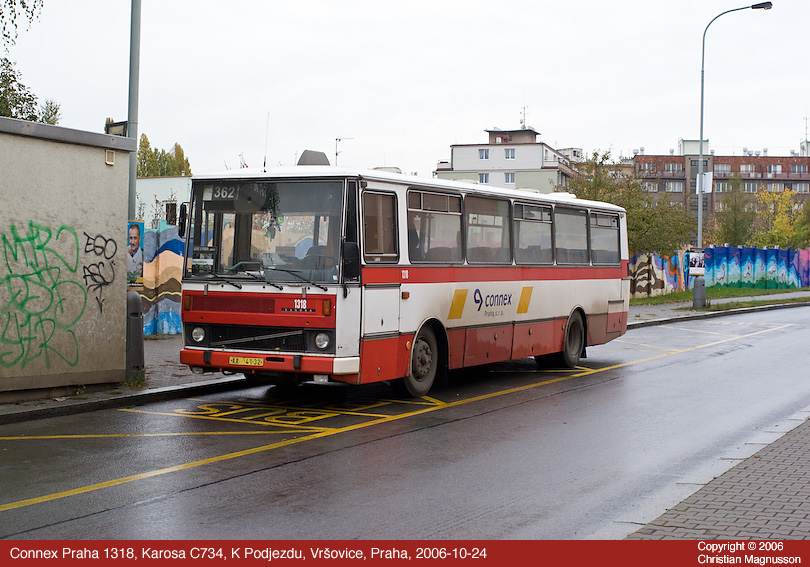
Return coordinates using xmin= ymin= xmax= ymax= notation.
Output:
xmin=435 ymin=128 xmax=576 ymax=193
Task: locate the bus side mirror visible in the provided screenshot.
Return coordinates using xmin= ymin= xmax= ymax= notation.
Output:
xmin=178 ymin=203 xmax=188 ymax=238
xmin=342 ymin=241 xmax=360 ymax=280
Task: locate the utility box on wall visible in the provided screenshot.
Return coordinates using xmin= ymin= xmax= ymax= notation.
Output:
xmin=0 ymin=117 xmax=137 ymax=393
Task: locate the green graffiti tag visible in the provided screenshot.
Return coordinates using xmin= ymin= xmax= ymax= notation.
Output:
xmin=0 ymin=222 xmax=87 ymax=370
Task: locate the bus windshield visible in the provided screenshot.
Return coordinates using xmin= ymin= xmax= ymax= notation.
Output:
xmin=185 ymin=179 xmax=344 ymax=285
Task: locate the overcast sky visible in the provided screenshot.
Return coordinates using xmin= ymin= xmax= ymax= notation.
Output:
xmin=6 ymin=0 xmax=808 ymax=177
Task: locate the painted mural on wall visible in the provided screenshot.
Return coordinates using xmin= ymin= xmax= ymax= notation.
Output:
xmin=629 ymin=250 xmax=686 ymax=298
xmin=630 ymin=246 xmax=810 ymax=298
xmin=136 ymin=221 xmax=183 ymax=335
xmin=1 ymin=221 xmax=118 ymax=370
xmin=702 ymin=246 xmax=810 ymax=289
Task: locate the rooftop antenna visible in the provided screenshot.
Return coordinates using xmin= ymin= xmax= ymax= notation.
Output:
xmin=520 ymin=106 xmax=528 ymax=129
xmin=335 ymin=137 xmax=353 ymax=166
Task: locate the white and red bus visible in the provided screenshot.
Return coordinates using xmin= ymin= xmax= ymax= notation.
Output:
xmin=178 ymin=165 xmax=629 ymax=396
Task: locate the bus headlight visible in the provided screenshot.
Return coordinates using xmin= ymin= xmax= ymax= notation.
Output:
xmin=314 ymin=332 xmax=330 ymax=350
xmin=191 ymin=327 xmax=206 ymax=343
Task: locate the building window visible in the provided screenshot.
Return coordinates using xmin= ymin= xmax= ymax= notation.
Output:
xmin=504 ymin=172 xmax=515 ymax=184
xmin=479 ymin=173 xmax=489 ymax=184
xmin=744 ymin=182 xmax=758 ymax=193
xmin=504 ymin=148 xmax=515 ymax=160
xmin=479 ymin=149 xmax=489 ymax=160
xmin=791 ymin=164 xmax=808 ymax=174
xmin=740 ymin=164 xmax=755 ymax=174
xmin=639 ymin=163 xmax=653 ymax=171
xmin=767 ymin=183 xmax=783 ymax=192
xmin=794 ymin=182 xmax=809 ymax=194
xmin=714 ymin=163 xmax=731 ymax=174
xmin=767 ymin=164 xmax=782 ymax=174
xmin=642 ymin=181 xmax=658 ymax=192
xmin=691 ymin=160 xmax=708 ymax=168
xmin=665 ymin=163 xmax=683 ymax=172
xmin=665 ymin=181 xmax=683 ymax=192
xmin=715 ymin=181 xmax=728 ymax=192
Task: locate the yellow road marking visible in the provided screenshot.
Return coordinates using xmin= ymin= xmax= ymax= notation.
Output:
xmin=0 ymin=323 xmax=792 ymax=513
xmin=0 ymin=431 xmax=302 ymax=441
xmin=117 ymin=409 xmax=334 ymax=431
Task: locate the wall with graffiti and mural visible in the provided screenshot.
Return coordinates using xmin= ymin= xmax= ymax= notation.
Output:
xmin=0 ymin=117 xmax=136 ymax=392
xmin=138 ymin=221 xmax=184 ymax=336
xmin=629 ymin=246 xmax=810 ymax=298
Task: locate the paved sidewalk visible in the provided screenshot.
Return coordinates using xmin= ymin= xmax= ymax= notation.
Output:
xmin=0 ymin=291 xmax=808 ymax=539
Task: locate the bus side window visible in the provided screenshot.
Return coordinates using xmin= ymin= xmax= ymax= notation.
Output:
xmin=362 ymin=192 xmax=399 ymax=263
xmin=408 ymin=190 xmax=463 ymax=264
xmin=554 ymin=208 xmax=589 ymax=265
xmin=514 ymin=203 xmax=553 ymax=265
xmin=590 ymin=212 xmax=620 ymax=265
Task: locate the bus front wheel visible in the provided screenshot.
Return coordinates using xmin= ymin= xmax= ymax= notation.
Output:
xmin=402 ymin=327 xmax=438 ymax=397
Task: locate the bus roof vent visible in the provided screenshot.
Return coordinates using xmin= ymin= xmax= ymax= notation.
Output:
xmin=297 ymin=150 xmax=330 ymax=166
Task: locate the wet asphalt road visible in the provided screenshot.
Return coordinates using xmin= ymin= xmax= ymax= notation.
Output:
xmin=1 ymin=307 xmax=808 ymax=540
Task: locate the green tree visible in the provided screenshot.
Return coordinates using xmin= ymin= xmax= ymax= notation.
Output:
xmin=0 ymin=56 xmax=36 ymax=119
xmin=793 ymin=201 xmax=810 ymax=248
xmin=567 ymin=150 xmax=694 ymax=256
xmin=714 ymin=174 xmax=754 ymax=246
xmin=750 ymin=187 xmax=802 ymax=249
xmin=137 ymin=133 xmax=192 ymax=177
xmin=0 ymin=56 xmax=58 ymax=123
xmin=1 ymin=0 xmax=43 ymax=46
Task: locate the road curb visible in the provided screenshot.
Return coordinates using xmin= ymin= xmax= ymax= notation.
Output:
xmin=627 ymin=300 xmax=810 ymax=330
xmin=0 ymin=376 xmax=245 ymax=426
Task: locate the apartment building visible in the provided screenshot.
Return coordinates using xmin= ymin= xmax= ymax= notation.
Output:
xmin=434 ymin=127 xmax=577 ymax=193
xmin=632 ymin=139 xmax=810 ymax=215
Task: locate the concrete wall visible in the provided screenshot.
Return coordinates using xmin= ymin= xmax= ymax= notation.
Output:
xmin=0 ymin=117 xmax=136 ymax=392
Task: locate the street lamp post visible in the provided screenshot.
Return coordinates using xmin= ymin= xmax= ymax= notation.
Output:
xmin=697 ymin=2 xmax=772 ymax=249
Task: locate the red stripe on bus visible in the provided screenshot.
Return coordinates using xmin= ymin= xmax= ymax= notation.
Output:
xmin=362 ymin=262 xmax=627 ymax=285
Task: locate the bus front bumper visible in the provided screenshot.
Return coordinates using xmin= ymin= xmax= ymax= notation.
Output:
xmin=180 ymin=348 xmax=360 ymax=380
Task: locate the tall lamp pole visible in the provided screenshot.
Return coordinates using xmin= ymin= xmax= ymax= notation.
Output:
xmin=698 ymin=2 xmax=772 ymax=248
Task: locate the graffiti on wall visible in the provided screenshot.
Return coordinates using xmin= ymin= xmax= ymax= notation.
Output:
xmin=82 ymin=232 xmax=118 ymax=313
xmin=630 ymin=246 xmax=810 ymax=298
xmin=704 ymin=246 xmax=810 ymax=289
xmin=629 ymin=250 xmax=685 ymax=298
xmin=135 ymin=222 xmax=183 ymax=336
xmin=0 ymin=222 xmax=119 ymax=371
xmin=0 ymin=222 xmax=86 ymax=369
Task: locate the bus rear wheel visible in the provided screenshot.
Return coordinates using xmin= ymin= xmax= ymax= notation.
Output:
xmin=559 ymin=311 xmax=585 ymax=368
xmin=402 ymin=327 xmax=438 ymax=397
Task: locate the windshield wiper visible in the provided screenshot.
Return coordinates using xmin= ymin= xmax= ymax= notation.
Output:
xmin=193 ymin=272 xmax=243 ymax=289
xmin=243 ymin=270 xmax=282 ymax=290
xmin=265 ymin=267 xmax=328 ymax=291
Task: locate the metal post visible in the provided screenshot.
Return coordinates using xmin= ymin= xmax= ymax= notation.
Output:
xmin=128 ymin=0 xmax=142 ymax=220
